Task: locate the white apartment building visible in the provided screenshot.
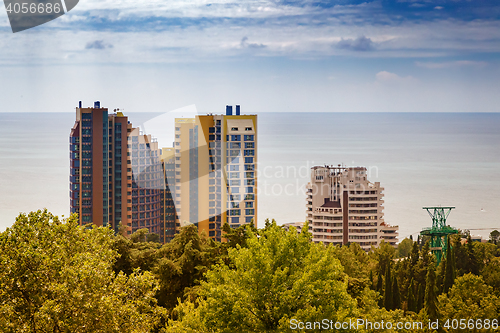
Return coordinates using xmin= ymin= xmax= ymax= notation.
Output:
xmin=306 ymin=165 xmax=398 ymax=251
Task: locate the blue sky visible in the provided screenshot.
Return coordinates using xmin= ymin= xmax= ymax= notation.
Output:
xmin=0 ymin=0 xmax=499 ymax=113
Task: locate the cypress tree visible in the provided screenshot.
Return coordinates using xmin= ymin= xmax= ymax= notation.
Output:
xmin=384 ymin=263 xmax=393 ymax=310
xmin=443 ymin=236 xmax=455 ymax=294
xmin=376 ymin=270 xmax=384 ymax=307
xmin=369 ymin=270 xmax=374 ymax=290
xmin=416 ymin=283 xmax=424 ymax=312
xmin=424 ymin=263 xmax=439 ymax=320
xmin=392 ymin=274 xmax=401 ymax=309
xmin=409 ymin=242 xmax=419 ymax=277
xmin=437 ymin=257 xmax=446 ymax=295
xmin=407 ymin=279 xmax=416 ymax=313
xmin=466 ymin=234 xmax=479 ymax=275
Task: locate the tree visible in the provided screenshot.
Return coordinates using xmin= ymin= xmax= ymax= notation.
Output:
xmin=155 ymin=224 xmax=219 ymax=314
xmin=374 ymin=240 xmax=395 ymax=276
xmin=376 ymin=270 xmax=384 ymax=307
xmin=384 ymin=263 xmax=393 ymax=310
xmin=165 ymin=221 xmax=358 ymax=332
xmin=465 ymin=234 xmax=479 ymax=275
xmin=0 ymin=210 xmax=164 ymax=333
xmin=439 ymin=273 xmax=500 ymax=323
xmin=222 ymin=221 xmax=257 ymax=250
xmin=443 ymin=236 xmax=455 ymax=294
xmin=437 ymin=257 xmax=446 ymax=295
xmin=490 ymin=230 xmax=500 ymax=244
xmin=392 ymin=273 xmax=401 ymax=309
xmin=481 ymin=257 xmax=500 ymax=297
xmin=112 ymin=231 xmax=162 ymax=275
xmin=407 ymin=279 xmax=416 ymax=313
xmin=416 ymin=284 xmax=424 ymax=312
xmin=424 ymin=261 xmax=439 ymax=320
xmin=397 ymin=238 xmax=413 ymax=258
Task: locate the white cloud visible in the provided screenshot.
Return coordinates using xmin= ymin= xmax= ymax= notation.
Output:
xmin=415 ymin=60 xmax=488 ymax=69
xmin=375 ymin=71 xmax=417 ymax=83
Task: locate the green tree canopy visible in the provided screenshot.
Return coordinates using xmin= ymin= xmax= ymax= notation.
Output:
xmin=0 ymin=210 xmax=164 ymax=333
xmin=397 ymin=238 xmax=413 ymax=258
xmin=165 ymin=221 xmax=358 ymax=332
xmin=155 ymin=224 xmax=219 ymax=314
xmin=424 ymin=260 xmax=439 ymax=320
xmin=439 ymin=273 xmax=500 ymax=325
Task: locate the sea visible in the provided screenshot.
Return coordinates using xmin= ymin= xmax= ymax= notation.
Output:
xmin=1 ymin=112 xmax=499 ymax=241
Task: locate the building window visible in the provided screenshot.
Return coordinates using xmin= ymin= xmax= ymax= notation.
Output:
xmin=244 ymin=150 xmax=254 ymax=156
xmin=231 ymin=127 xmax=238 ymax=131
xmin=244 ymin=135 xmax=254 ymax=141
xmin=245 ymin=142 xmax=254 ymax=149
xmin=245 ymin=157 xmax=253 ymax=164
xmin=229 ymin=209 xmax=241 ymax=216
xmin=245 ymin=127 xmax=252 ymax=131
xmin=245 ymin=209 xmax=255 ymax=215
xmin=231 ymin=135 xmax=241 ymax=141
xmin=245 ymin=216 xmax=253 ymax=223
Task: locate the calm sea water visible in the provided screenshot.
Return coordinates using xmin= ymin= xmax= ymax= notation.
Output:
xmin=1 ymin=112 xmax=499 ymax=241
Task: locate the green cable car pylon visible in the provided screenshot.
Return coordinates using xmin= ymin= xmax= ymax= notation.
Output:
xmin=420 ymin=207 xmax=459 ymax=265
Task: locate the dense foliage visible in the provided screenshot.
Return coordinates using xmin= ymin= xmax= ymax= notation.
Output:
xmin=1 ymin=211 xmax=499 ymax=332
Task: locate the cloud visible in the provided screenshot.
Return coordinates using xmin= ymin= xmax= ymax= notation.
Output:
xmin=336 ymin=36 xmax=375 ymax=51
xmin=85 ymin=40 xmax=113 ymax=50
xmin=415 ymin=60 xmax=487 ymax=69
xmin=240 ymin=36 xmax=266 ymax=49
xmin=376 ymin=71 xmax=416 ymax=83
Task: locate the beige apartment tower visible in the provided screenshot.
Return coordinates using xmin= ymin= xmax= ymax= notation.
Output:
xmin=306 ymin=165 xmax=398 ymax=250
xmin=172 ymin=105 xmax=257 ymax=241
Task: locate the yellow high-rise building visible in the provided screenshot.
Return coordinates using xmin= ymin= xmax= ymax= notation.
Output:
xmin=173 ymin=105 xmax=257 ymax=241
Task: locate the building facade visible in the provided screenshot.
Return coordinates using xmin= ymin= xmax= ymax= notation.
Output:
xmin=70 ymin=101 xmax=175 ymax=242
xmin=172 ymin=105 xmax=257 ymax=241
xmin=306 ymin=165 xmax=398 ymax=250
xmin=70 ymin=102 xmax=256 ymax=243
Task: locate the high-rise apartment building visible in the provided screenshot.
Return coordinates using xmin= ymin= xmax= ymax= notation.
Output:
xmin=173 ymin=105 xmax=257 ymax=241
xmin=70 ymin=102 xmax=255 ymax=243
xmin=306 ymin=165 xmax=398 ymax=250
xmin=70 ymin=101 xmax=175 ymax=242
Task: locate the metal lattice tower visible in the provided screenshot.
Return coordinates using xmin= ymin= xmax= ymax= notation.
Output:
xmin=420 ymin=207 xmax=459 ymax=265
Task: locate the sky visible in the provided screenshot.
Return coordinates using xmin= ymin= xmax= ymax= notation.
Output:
xmin=0 ymin=0 xmax=499 ymax=113
xmin=0 ymin=1 xmax=499 ymax=235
